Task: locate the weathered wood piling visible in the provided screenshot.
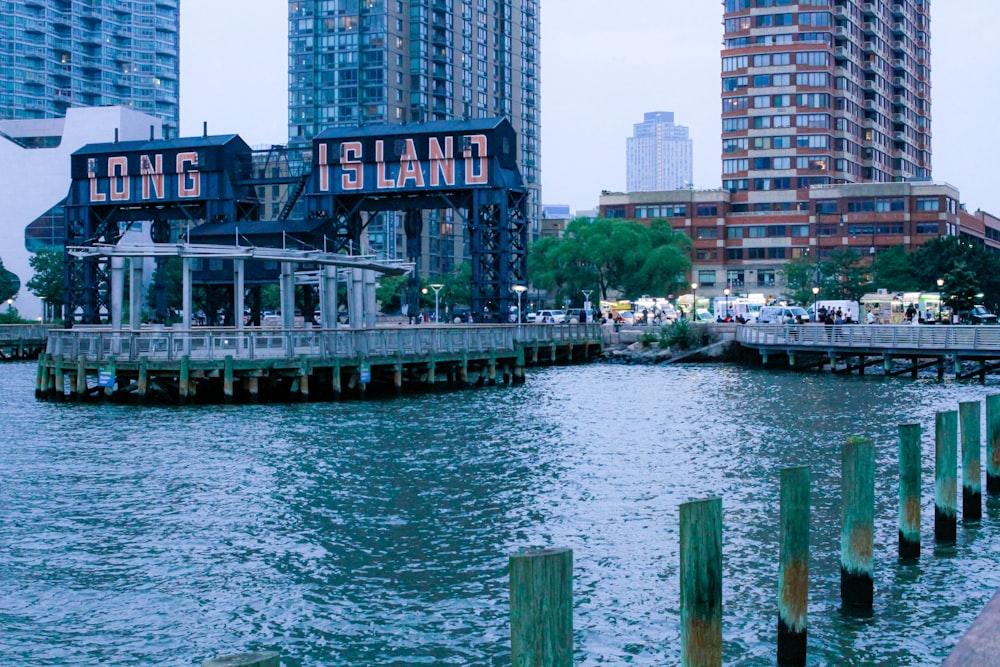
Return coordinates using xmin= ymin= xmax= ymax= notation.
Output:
xmin=898 ymin=423 xmax=922 ymax=559
xmin=777 ymin=466 xmax=810 ymax=667
xmin=840 ymin=437 xmax=875 ymax=609
xmin=960 ymin=400 xmax=982 ymax=521
xmin=509 ymin=547 xmax=573 ymax=667
xmin=987 ymin=394 xmax=1000 ymax=494
xmin=936 ymin=410 xmax=959 ymax=543
xmin=680 ymin=497 xmax=723 ymax=666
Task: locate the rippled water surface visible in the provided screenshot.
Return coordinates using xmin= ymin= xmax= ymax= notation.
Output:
xmin=3 ymin=360 xmax=1000 ymax=665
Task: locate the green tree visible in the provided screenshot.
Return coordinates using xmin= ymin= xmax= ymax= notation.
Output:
xmin=942 ymin=262 xmax=980 ymax=314
xmin=910 ymin=237 xmax=1000 ymax=312
xmin=871 ymin=244 xmax=919 ymax=291
xmin=25 ymin=250 xmax=61 ymax=316
xmin=780 ymin=254 xmax=821 ymax=306
xmin=376 ymin=273 xmax=409 ymax=313
xmin=0 ymin=256 xmax=22 ymax=304
xmin=528 ymin=217 xmax=691 ymax=305
xmin=820 ymin=248 xmax=869 ymax=302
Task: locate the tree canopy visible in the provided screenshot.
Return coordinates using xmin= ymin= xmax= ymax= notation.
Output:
xmin=529 ymin=217 xmax=691 ymax=306
xmin=0 ymin=257 xmax=20 ymax=303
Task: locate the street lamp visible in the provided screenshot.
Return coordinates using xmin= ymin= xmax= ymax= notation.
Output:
xmin=691 ymin=283 xmax=698 ymax=320
xmin=511 ymin=284 xmax=528 ymax=326
xmin=39 ymin=296 xmax=45 ymax=324
xmin=723 ymin=287 xmax=730 ymax=320
xmin=937 ymin=278 xmax=945 ymax=322
xmin=429 ymin=283 xmax=444 ymax=323
xmin=812 ymin=286 xmax=820 ymax=322
xmin=581 ymin=289 xmax=593 ymax=323
xmin=5 ymin=298 xmax=11 ymax=323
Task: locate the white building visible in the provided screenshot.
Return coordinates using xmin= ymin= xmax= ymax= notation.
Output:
xmin=0 ymin=106 xmax=163 ymax=319
xmin=626 ymin=111 xmax=694 ymax=192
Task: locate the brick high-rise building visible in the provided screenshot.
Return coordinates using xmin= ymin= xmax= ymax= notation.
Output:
xmin=720 ymin=0 xmax=931 ymax=212
xmin=1 ymin=0 xmax=180 ymax=136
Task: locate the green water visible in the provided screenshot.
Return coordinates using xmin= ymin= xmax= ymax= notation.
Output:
xmin=1 ymin=361 xmax=999 ymax=665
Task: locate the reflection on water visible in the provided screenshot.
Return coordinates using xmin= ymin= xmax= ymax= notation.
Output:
xmin=2 ymin=361 xmax=999 ymax=665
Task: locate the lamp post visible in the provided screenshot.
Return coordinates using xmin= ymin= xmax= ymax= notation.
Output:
xmin=937 ymin=278 xmax=945 ymax=322
xmin=512 ymin=284 xmax=528 ymax=326
xmin=812 ymin=286 xmax=820 ymax=322
xmin=581 ymin=289 xmax=593 ymax=323
xmin=39 ymin=296 xmax=45 ymax=324
xmin=430 ymin=283 xmax=444 ymax=323
xmin=691 ymin=283 xmax=698 ymax=320
xmin=5 ymin=298 xmax=11 ymax=324
xmin=723 ymin=287 xmax=730 ymax=320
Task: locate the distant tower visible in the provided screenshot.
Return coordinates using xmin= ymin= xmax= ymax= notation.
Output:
xmin=1 ymin=0 xmax=180 ymax=136
xmin=626 ymin=112 xmax=694 ymax=192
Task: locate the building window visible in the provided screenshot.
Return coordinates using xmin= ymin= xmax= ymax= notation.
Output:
xmin=727 ymin=270 xmax=745 ymax=286
xmin=757 ymin=270 xmax=776 ymax=286
xmin=696 ymin=227 xmax=719 ymax=239
xmin=698 ymin=270 xmax=717 ymax=286
xmin=916 ymin=197 xmax=940 ymax=212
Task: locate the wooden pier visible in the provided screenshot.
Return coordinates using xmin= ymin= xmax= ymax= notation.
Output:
xmin=737 ymin=324 xmax=1000 ymax=380
xmin=36 ymin=323 xmax=603 ymax=403
xmin=0 ymin=325 xmax=52 ymax=361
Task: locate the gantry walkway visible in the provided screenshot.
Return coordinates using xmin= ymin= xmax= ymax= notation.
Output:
xmin=737 ymin=324 xmax=1000 ymax=379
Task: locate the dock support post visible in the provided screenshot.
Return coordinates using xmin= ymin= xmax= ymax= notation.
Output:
xmin=550 ymin=343 xmax=557 ymax=364
xmin=427 ymin=358 xmax=436 ymax=388
xmin=935 ymin=410 xmax=958 ymax=543
xmin=898 ymin=423 xmax=922 ymax=559
xmin=841 ymin=437 xmax=874 ymax=610
xmin=459 ymin=350 xmax=469 ymax=386
xmin=911 ymin=356 xmax=918 ymax=378
xmin=680 ymin=497 xmax=722 ymax=666
xmin=954 ymin=355 xmax=962 ymax=377
xmin=937 ymin=358 xmax=945 ymax=381
xmin=509 ymin=547 xmax=573 ymax=667
xmin=35 ymin=354 xmax=46 ymax=399
xmin=179 ymin=355 xmax=190 ymax=405
xmin=858 ymin=355 xmax=865 ymax=375
xmin=394 ymin=358 xmax=403 ymax=396
xmin=987 ymin=394 xmax=1000 ymax=494
xmin=331 ymin=359 xmax=342 ymax=400
xmin=138 ymin=356 xmax=148 ymax=402
xmin=488 ymin=353 xmax=497 ymax=386
xmin=530 ymin=346 xmax=538 ymax=365
xmin=54 ymin=355 xmax=65 ymax=401
xmin=202 ymin=652 xmax=279 ymax=667
xmin=75 ymin=354 xmax=87 ymax=401
xmin=883 ymin=355 xmax=892 ymax=374
xmin=778 ymin=466 xmax=810 ymax=667
xmin=299 ymin=355 xmax=310 ymax=402
xmin=513 ymin=346 xmax=525 ymax=384
xmin=248 ymin=375 xmax=259 ymax=403
xmin=224 ymin=355 xmax=234 ymax=404
xmin=960 ymin=400 xmax=982 ymax=522
xmin=788 ymin=352 xmax=796 ymax=368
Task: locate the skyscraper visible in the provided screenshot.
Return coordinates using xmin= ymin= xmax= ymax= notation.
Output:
xmin=1 ymin=0 xmax=180 ymax=136
xmin=720 ymin=1 xmax=931 ymax=209
xmin=287 ymin=0 xmax=541 ymax=273
xmin=626 ymin=111 xmax=693 ymax=192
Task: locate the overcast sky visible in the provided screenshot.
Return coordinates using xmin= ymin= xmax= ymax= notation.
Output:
xmin=179 ymin=0 xmax=1000 ymax=216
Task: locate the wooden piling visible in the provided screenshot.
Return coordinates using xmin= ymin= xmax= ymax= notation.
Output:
xmin=103 ymin=357 xmax=116 ymax=401
xmin=841 ymin=437 xmax=875 ymax=610
xmin=35 ymin=354 xmax=46 ymax=398
xmin=898 ymin=423 xmax=922 ymax=559
xmin=960 ymin=400 xmax=982 ymax=521
xmin=223 ymin=355 xmax=234 ymax=404
xmin=137 ymin=356 xmax=148 ymax=402
xmin=179 ymin=355 xmax=190 ymax=404
xmin=75 ymin=353 xmax=87 ymax=400
xmin=394 ymin=359 xmax=403 ymax=395
xmin=514 ymin=346 xmax=526 ymax=384
xmin=778 ymin=466 xmax=810 ymax=667
xmin=680 ymin=497 xmax=723 ymax=666
xmin=202 ymin=651 xmax=279 ymax=667
xmin=53 ymin=355 xmax=65 ymax=401
xmin=509 ymin=547 xmax=573 ymax=667
xmin=935 ymin=410 xmax=958 ymax=543
xmin=987 ymin=394 xmax=1000 ymax=494
xmin=331 ymin=359 xmax=342 ymax=399
xmin=248 ymin=375 xmax=259 ymax=402
xmin=299 ymin=355 xmax=309 ymax=402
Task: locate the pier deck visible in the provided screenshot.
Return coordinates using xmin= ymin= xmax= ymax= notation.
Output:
xmin=37 ymin=323 xmax=603 ymax=403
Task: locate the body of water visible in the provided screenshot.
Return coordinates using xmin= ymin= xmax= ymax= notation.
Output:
xmin=2 ymin=360 xmax=999 ymax=665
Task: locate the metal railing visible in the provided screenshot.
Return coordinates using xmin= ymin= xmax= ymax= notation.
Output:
xmin=737 ymin=324 xmax=1000 ymax=352
xmin=44 ymin=323 xmax=602 ymax=363
xmin=0 ymin=325 xmax=53 ymax=341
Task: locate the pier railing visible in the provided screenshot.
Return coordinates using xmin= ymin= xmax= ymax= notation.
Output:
xmin=45 ymin=323 xmax=602 ymax=363
xmin=737 ymin=324 xmax=1000 ymax=352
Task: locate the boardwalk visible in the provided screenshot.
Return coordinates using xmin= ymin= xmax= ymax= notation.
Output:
xmin=737 ymin=324 xmax=1000 ymax=379
xmin=0 ymin=325 xmax=52 ymax=361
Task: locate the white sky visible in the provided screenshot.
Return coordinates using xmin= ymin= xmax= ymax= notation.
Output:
xmin=179 ymin=0 xmax=1000 ymax=216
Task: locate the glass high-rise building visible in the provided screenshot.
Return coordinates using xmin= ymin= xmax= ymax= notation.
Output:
xmin=720 ymin=0 xmax=931 ymax=208
xmin=287 ymin=0 xmax=540 ymax=271
xmin=1 ymin=0 xmax=180 ymax=136
xmin=626 ymin=111 xmax=694 ymax=192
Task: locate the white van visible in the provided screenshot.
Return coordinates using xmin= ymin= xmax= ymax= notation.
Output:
xmin=757 ymin=306 xmax=809 ymax=324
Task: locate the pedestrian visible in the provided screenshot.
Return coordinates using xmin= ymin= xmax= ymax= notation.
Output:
xmin=866 ymin=309 xmax=875 ymax=325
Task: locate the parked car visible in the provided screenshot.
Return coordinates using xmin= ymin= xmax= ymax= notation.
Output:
xmin=526 ymin=309 xmax=566 ymax=323
xmin=757 ymin=305 xmax=810 ymax=324
xmin=967 ymin=305 xmax=998 ymax=325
